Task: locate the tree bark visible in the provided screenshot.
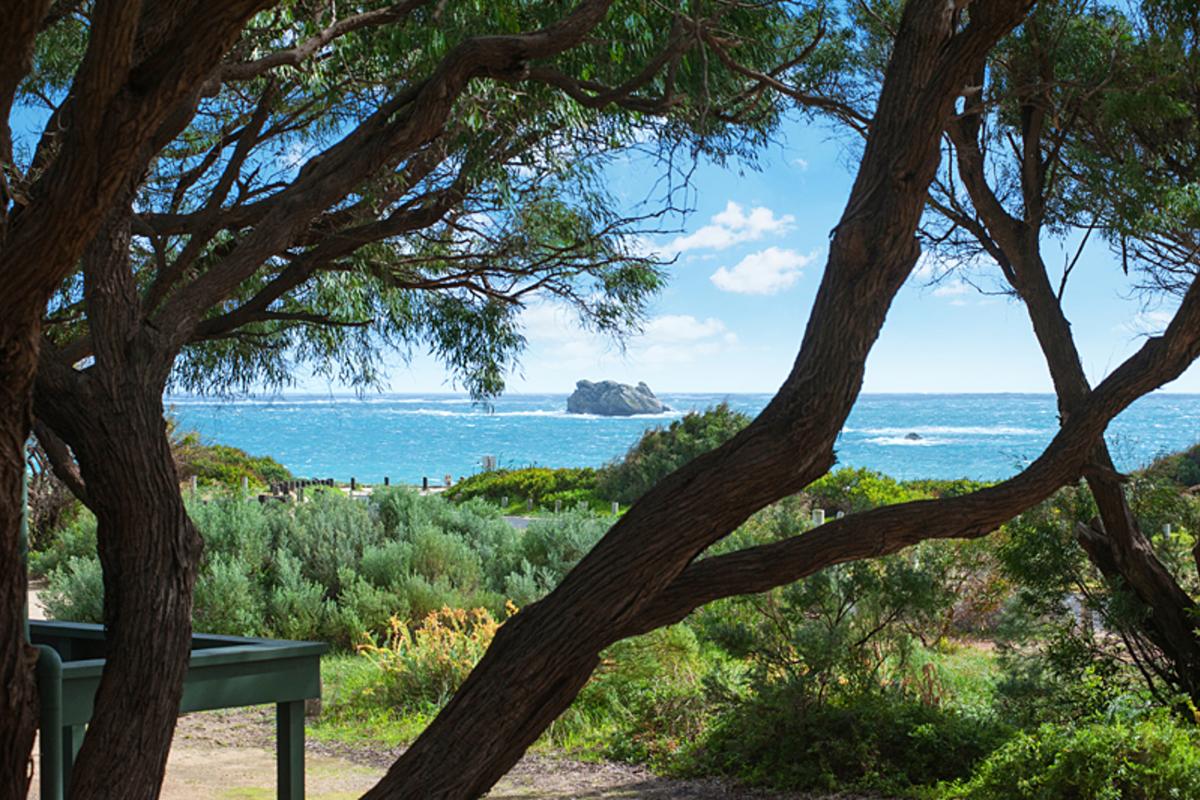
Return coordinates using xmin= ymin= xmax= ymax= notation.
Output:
xmin=947 ymin=97 xmax=1200 ymax=698
xmin=33 ymin=200 xmax=202 ymax=798
xmin=36 ymin=367 xmax=202 ymax=800
xmin=363 ymin=2 xmax=1033 ymax=796
xmin=0 ymin=312 xmax=40 ymax=800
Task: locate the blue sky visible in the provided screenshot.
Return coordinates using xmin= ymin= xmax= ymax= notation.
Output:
xmin=13 ymin=94 xmax=1189 ymax=397
xmin=367 ymin=115 xmax=1200 ymax=396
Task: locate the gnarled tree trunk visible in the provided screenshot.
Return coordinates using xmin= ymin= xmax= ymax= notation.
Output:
xmin=363 ymin=1 xmax=1034 ymax=796
xmin=34 ymin=202 xmax=203 ymax=798
xmin=36 ymin=365 xmax=201 ymax=800
xmin=0 ymin=312 xmax=41 ymax=800
xmin=947 ymin=96 xmax=1200 ymax=699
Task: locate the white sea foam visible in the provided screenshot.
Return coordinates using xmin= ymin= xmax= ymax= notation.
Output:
xmin=847 ymin=425 xmax=1044 ymax=436
xmin=865 ymin=436 xmax=952 ymax=446
xmin=378 ymin=408 xmax=683 ymax=420
xmin=165 ymin=395 xmax=475 ymax=406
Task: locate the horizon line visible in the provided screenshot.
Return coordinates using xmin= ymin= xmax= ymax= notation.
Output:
xmin=163 ymin=389 xmax=1200 ymax=399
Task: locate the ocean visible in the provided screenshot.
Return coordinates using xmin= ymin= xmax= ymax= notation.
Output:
xmin=166 ymin=393 xmax=1200 ymax=485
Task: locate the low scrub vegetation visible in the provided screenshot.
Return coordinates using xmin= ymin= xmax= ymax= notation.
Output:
xmin=31 ymin=421 xmax=1200 ymax=798
xmin=39 ymin=488 xmax=608 ymax=648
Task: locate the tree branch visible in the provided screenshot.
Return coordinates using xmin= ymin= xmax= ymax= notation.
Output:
xmin=219 ymin=1 xmax=436 ymax=82
xmin=631 ymin=270 xmax=1200 ymax=635
xmin=31 ymin=419 xmax=88 ymax=506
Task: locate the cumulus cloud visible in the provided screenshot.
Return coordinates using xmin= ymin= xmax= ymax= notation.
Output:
xmin=520 ymin=303 xmax=738 ymax=367
xmin=932 ymin=280 xmax=972 ymax=297
xmin=710 ymin=247 xmax=813 ymax=295
xmin=665 ymin=201 xmax=794 ymax=254
xmin=1118 ymin=309 xmax=1176 ymax=336
xmin=793 ymin=157 xmax=809 ymax=170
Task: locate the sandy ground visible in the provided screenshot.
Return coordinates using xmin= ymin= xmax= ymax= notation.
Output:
xmin=28 ymin=579 xmax=47 ymax=621
xmin=25 ymin=592 xmax=881 ymax=799
xmin=29 ymin=707 xmax=866 ymax=799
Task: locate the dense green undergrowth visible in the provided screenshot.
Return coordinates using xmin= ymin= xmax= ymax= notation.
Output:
xmin=37 ymin=488 xmax=609 ymax=648
xmin=32 ymin=410 xmax=1200 ymax=798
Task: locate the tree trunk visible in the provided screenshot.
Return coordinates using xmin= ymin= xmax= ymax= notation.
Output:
xmin=363 ymin=2 xmax=1033 ymax=796
xmin=36 ymin=372 xmax=202 ymax=799
xmin=24 ymin=188 xmax=202 ymax=797
xmin=947 ymin=84 xmax=1200 ymax=700
xmin=1013 ymin=239 xmax=1200 ymax=695
xmin=0 ymin=313 xmax=40 ymax=800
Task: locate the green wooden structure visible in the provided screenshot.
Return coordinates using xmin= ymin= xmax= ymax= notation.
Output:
xmin=31 ymin=622 xmax=326 ymax=799
xmin=23 ymin=479 xmax=328 ymax=799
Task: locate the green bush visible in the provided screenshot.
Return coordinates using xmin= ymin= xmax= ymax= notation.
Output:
xmin=28 ymin=512 xmax=97 ymax=577
xmin=174 ymin=427 xmax=293 ymax=489
xmin=1144 ymin=442 xmax=1200 ymax=488
xmin=595 ymin=403 xmax=750 ymax=504
xmin=193 ymin=553 xmax=264 ymax=636
xmin=446 ymin=467 xmax=601 ymax=511
xmin=807 ymin=467 xmax=925 ymax=514
xmin=688 ymin=685 xmax=1009 ymax=794
xmin=39 ymin=488 xmax=614 ymax=649
xmin=358 ymin=606 xmax=506 ymax=713
xmin=41 ymin=556 xmax=105 ymax=623
xmin=938 ymin=711 xmax=1200 ymax=800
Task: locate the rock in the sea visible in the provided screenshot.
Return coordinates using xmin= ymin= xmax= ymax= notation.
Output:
xmin=905 ymin=432 xmax=923 ymax=441
xmin=567 ymin=380 xmax=668 ymax=416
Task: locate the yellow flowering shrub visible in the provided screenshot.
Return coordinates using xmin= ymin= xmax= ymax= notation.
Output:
xmin=357 ymin=602 xmax=516 ymax=711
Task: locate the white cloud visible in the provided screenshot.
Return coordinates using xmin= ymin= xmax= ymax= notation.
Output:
xmin=932 ymin=280 xmax=972 ymax=298
xmin=665 ymin=201 xmax=794 ymax=254
xmin=911 ymin=252 xmax=941 ymax=281
xmin=643 ymin=314 xmax=734 ymax=343
xmin=793 ymin=157 xmax=809 ymax=170
xmin=710 ymin=247 xmax=813 ymax=295
xmin=1118 ymin=309 xmax=1176 ymax=336
xmin=520 ymin=303 xmax=737 ymax=368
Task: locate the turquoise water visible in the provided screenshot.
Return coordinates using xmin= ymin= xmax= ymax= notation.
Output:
xmin=167 ymin=393 xmax=1200 ymax=484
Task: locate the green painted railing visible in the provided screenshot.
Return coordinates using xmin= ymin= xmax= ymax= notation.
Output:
xmin=24 ymin=473 xmax=328 ymax=799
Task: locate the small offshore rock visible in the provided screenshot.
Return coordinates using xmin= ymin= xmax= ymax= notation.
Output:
xmin=905 ymin=432 xmax=923 ymax=441
xmin=566 ymin=380 xmax=668 ymax=416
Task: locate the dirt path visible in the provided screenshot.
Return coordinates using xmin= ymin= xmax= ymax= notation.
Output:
xmin=30 ymin=707 xmax=876 ymax=799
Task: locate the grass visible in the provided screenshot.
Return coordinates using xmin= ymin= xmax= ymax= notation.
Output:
xmin=309 ymin=654 xmax=433 ymax=749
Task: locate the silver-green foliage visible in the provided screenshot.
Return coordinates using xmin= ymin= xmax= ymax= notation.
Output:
xmin=40 ymin=488 xmax=613 ymax=647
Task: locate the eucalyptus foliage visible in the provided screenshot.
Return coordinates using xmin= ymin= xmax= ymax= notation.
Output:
xmin=25 ymin=1 xmax=853 ymax=397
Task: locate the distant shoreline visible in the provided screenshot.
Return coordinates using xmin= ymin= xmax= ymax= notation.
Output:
xmin=165 ymin=390 xmax=1200 ymax=402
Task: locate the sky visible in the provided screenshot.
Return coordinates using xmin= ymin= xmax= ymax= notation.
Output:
xmin=13 ymin=92 xmax=1189 ymax=398
xmin=340 ymin=114 xmax=1200 ymax=397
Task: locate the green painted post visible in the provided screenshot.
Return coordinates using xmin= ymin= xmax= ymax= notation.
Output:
xmin=35 ymin=646 xmax=63 ymax=800
xmin=61 ymin=725 xmax=84 ymax=795
xmin=277 ymin=700 xmax=305 ymax=799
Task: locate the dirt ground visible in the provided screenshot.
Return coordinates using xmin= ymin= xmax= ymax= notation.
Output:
xmin=29 ymin=707 xmax=880 ymax=799
xmin=25 ymin=594 xmax=881 ymax=799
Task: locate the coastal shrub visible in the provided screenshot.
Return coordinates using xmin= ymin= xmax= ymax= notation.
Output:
xmin=28 ymin=511 xmax=97 ymax=577
xmin=266 ymin=554 xmax=331 ymax=641
xmin=445 ymin=467 xmax=600 ymax=510
xmin=193 ymin=553 xmax=264 ymax=636
xmin=938 ymin=711 xmax=1200 ymax=800
xmin=688 ymin=685 xmax=1008 ymax=794
xmin=595 ymin=403 xmax=750 ymax=504
xmin=38 ymin=488 xmax=554 ymax=646
xmin=40 ymin=556 xmax=105 ymax=623
xmin=170 ymin=419 xmax=292 ymax=489
xmin=806 ymin=467 xmax=924 ymax=514
xmin=1144 ymin=442 xmax=1200 ymax=488
xmin=677 ymin=503 xmax=1016 ymax=794
xmin=554 ymin=625 xmax=722 ymax=767
xmin=991 ymin=486 xmax=1200 ymax=708
xmin=358 ymin=606 xmax=508 ymax=712
xmin=517 ymin=508 xmax=610 ymax=583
